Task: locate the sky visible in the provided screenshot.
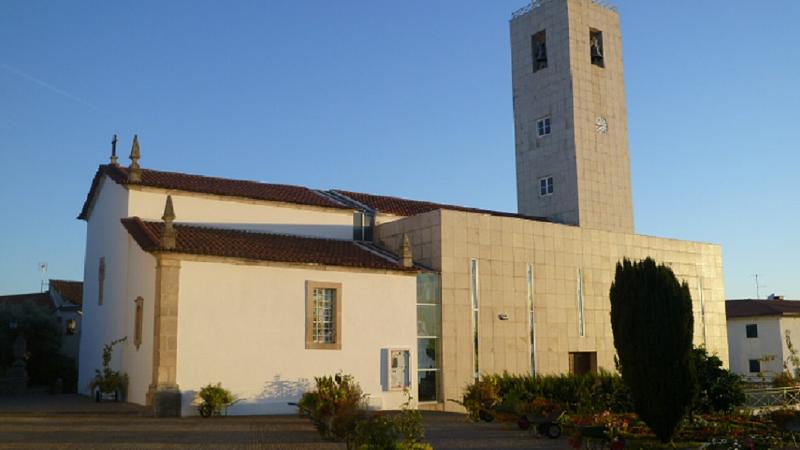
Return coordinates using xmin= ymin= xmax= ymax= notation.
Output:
xmin=0 ymin=0 xmax=797 ymax=299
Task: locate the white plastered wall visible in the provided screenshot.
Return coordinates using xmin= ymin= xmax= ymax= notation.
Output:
xmin=78 ymin=177 xmax=131 ymax=394
xmin=175 ymin=261 xmax=417 ymax=415
xmin=119 ymin=240 xmax=157 ymax=405
xmin=727 ymin=316 xmax=783 ymax=378
xmin=128 ymin=189 xmax=354 ymax=240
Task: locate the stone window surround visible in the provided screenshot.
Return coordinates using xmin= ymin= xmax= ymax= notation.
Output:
xmin=305 ymin=281 xmax=342 ymax=350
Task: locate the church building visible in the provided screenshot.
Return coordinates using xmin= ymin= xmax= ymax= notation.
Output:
xmin=77 ymin=0 xmax=728 ymax=416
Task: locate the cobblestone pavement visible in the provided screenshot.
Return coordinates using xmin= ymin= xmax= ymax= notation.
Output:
xmin=0 ymin=395 xmax=568 ymax=449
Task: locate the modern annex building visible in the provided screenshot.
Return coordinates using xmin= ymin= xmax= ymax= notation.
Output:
xmin=77 ymin=0 xmax=728 ymax=415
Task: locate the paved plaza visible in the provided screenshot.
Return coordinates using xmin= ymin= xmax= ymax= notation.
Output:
xmin=0 ymin=395 xmax=567 ymax=449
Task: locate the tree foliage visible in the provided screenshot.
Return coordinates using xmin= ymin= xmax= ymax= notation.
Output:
xmin=0 ymin=302 xmax=74 ymax=388
xmin=609 ymin=258 xmax=697 ymax=443
xmin=690 ymin=347 xmax=745 ymax=413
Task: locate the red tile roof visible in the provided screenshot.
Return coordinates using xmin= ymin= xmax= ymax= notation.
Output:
xmin=332 ymin=189 xmax=550 ymax=222
xmin=121 ymin=217 xmax=414 ymax=272
xmin=49 ymin=280 xmax=83 ymax=306
xmin=79 ymin=165 xmax=351 ymax=220
xmin=726 ymin=299 xmax=800 ymax=318
xmin=0 ymin=292 xmax=55 ymax=313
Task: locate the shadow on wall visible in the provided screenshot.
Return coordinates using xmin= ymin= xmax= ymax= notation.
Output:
xmin=181 ymin=222 xmax=353 ymax=240
xmin=181 ymin=375 xmax=312 ymax=416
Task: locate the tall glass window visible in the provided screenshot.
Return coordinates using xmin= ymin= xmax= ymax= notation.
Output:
xmin=527 ymin=263 xmax=537 ymax=375
xmin=470 ymin=259 xmax=480 ymax=380
xmin=699 ymin=277 xmax=707 ymax=347
xmin=577 ymin=268 xmax=585 ymax=337
xmin=417 ymin=273 xmax=441 ymax=402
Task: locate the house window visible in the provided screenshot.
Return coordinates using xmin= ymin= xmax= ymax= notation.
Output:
xmin=353 ymin=211 xmax=375 ymax=241
xmin=306 ymin=282 xmax=342 ymax=350
xmin=536 ymin=117 xmax=551 ymax=137
xmin=749 ymin=359 xmax=761 ymax=373
xmin=417 ymin=273 xmax=441 ymax=402
xmin=531 ymin=30 xmax=547 ymax=72
xmin=98 ymin=257 xmax=106 ymax=305
xmin=746 ymin=324 xmax=758 ymax=338
xmin=66 ymin=319 xmax=77 ymax=336
xmin=569 ymin=352 xmax=597 ymax=375
xmin=134 ymin=297 xmax=144 ymax=350
xmin=539 ymin=176 xmax=554 ymax=196
xmin=590 ymin=29 xmax=604 ymax=67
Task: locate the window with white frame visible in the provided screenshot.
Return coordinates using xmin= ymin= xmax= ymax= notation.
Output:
xmin=536 ymin=117 xmax=551 ymax=137
xmin=539 ymin=176 xmax=554 ymax=196
xmin=306 ymin=282 xmax=342 ymax=349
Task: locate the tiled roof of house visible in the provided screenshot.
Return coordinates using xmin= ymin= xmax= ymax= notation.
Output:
xmin=0 ymin=292 xmax=55 ymax=313
xmin=332 ymin=190 xmax=550 ymax=222
xmin=49 ymin=280 xmax=83 ymax=306
xmin=726 ymin=299 xmax=800 ymax=318
xmin=120 ymin=217 xmax=415 ymax=272
xmin=78 ymin=165 xmax=352 ymax=220
xmin=79 ymin=164 xmax=551 ymax=223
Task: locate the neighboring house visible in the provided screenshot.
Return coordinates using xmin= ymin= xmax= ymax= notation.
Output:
xmin=726 ymin=298 xmax=800 ymax=380
xmin=0 ymin=280 xmax=83 ymax=362
xmin=77 ymin=0 xmax=729 ymax=417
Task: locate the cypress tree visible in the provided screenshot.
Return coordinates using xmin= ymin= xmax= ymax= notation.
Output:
xmin=609 ymin=258 xmax=697 ymax=443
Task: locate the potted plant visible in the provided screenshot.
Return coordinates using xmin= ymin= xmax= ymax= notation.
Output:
xmin=194 ymin=382 xmax=237 ymax=417
xmin=88 ymin=337 xmax=128 ymax=402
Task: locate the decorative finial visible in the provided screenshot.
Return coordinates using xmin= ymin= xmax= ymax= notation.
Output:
xmin=128 ymin=135 xmax=141 ymax=182
xmin=161 ymin=195 xmax=176 ymax=249
xmin=401 ymin=233 xmax=413 ymax=268
xmin=110 ymin=134 xmax=119 ymax=166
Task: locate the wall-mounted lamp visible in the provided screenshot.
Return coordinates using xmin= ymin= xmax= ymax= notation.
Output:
xmin=498 ymin=313 xmax=509 ymax=321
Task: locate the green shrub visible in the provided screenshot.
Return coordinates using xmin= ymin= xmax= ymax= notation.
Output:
xmin=691 ymin=347 xmax=745 ymax=413
xmin=460 ymin=371 xmax=633 ymax=420
xmin=87 ymin=337 xmax=128 ymax=398
xmin=297 ymin=374 xmax=430 ymax=449
xmin=348 ymin=392 xmax=429 ymax=450
xmin=0 ymin=303 xmax=64 ymax=386
xmin=298 ymin=372 xmax=368 ymax=440
xmin=195 ymin=382 xmax=237 ymax=417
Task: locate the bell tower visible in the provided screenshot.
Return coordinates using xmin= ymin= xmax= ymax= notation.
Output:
xmin=510 ymin=0 xmax=634 ymax=233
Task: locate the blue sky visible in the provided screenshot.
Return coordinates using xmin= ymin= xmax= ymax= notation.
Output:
xmin=0 ymin=0 xmax=797 ymax=299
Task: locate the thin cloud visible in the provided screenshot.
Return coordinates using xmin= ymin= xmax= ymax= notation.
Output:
xmin=1 ymin=63 xmax=101 ymax=111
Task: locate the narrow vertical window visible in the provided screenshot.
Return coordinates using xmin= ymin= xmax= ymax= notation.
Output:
xmin=539 ymin=176 xmax=554 ymax=196
xmin=590 ymin=29 xmax=604 ymax=67
xmin=305 ymin=282 xmax=342 ymax=350
xmin=527 ymin=263 xmax=537 ymax=375
xmin=417 ymin=273 xmax=441 ymax=402
xmin=746 ymin=324 xmax=758 ymax=339
xmin=531 ymin=30 xmax=547 ymax=72
xmin=66 ymin=319 xmax=77 ymax=336
xmin=749 ymin=359 xmax=761 ymax=373
xmin=577 ymin=268 xmax=585 ymax=337
xmin=470 ymin=259 xmax=480 ymax=380
xmin=698 ymin=277 xmax=707 ymax=347
xmin=536 ymin=116 xmax=551 ymax=137
xmin=134 ymin=297 xmax=144 ymax=350
xmin=98 ymin=257 xmax=105 ymax=306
